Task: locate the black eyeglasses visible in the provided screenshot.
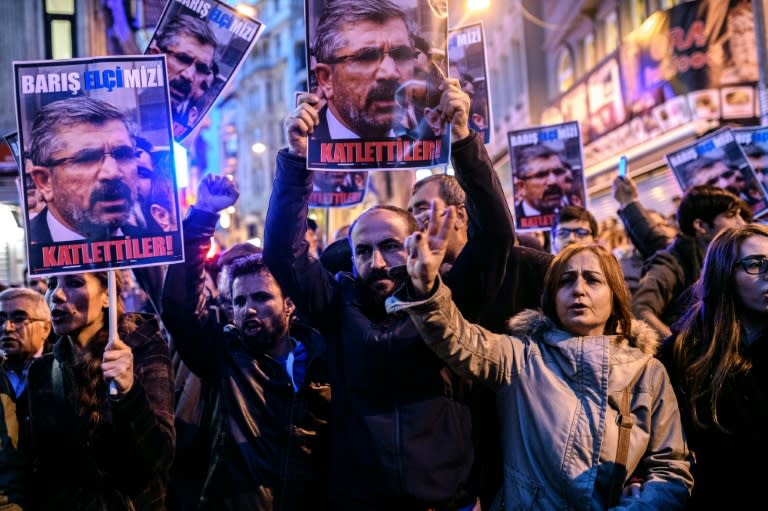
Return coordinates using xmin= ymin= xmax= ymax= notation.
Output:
xmin=0 ymin=312 xmax=47 ymax=326
xmin=327 ymin=45 xmax=418 ymax=68
xmin=161 ymin=46 xmax=213 ymax=76
xmin=522 ymin=167 xmax=569 ymax=181
xmin=555 ymin=227 xmax=592 ymax=240
xmin=40 ymin=145 xmax=140 ymax=170
xmin=735 ymin=256 xmax=768 ymax=275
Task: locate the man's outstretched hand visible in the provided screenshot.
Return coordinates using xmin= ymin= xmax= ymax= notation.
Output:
xmin=195 ymin=174 xmax=240 ymax=214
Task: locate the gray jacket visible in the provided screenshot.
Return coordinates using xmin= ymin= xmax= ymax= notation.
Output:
xmin=387 ymin=281 xmax=693 ymax=510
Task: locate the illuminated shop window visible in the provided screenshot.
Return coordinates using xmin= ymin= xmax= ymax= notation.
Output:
xmin=45 ymin=0 xmax=75 ymax=59
xmin=583 ymin=33 xmax=595 ymax=70
xmin=603 ymin=12 xmax=619 ymax=54
xmin=557 ymin=48 xmax=574 ymax=92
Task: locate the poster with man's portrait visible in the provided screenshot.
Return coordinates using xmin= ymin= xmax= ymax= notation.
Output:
xmin=733 ymin=126 xmax=768 ymax=198
xmin=146 ymin=0 xmax=264 ymax=141
xmin=13 ymin=55 xmax=184 ymax=276
xmin=309 ymin=171 xmax=369 ymax=208
xmin=665 ymin=127 xmax=767 ymax=218
xmin=448 ymin=22 xmax=491 ymax=144
xmin=508 ymin=121 xmax=587 ymax=232
xmin=305 ymin=0 xmax=450 ymax=171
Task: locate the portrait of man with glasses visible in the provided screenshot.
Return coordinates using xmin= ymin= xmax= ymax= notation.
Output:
xmin=25 ymin=96 xmax=149 ymax=244
xmin=309 ymin=0 xmax=432 ymax=140
xmin=147 ymin=13 xmax=218 ymax=135
xmin=681 ymin=153 xmax=766 ymax=216
xmin=513 ymin=143 xmax=582 ymax=223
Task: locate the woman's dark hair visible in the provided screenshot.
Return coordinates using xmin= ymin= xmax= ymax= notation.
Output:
xmin=69 ymin=271 xmax=127 ymax=432
xmin=541 ymin=243 xmax=632 ymax=338
xmin=671 ymin=223 xmax=768 ymax=431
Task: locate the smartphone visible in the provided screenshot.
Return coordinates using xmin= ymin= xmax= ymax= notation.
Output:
xmin=618 ymin=156 xmax=627 ymax=177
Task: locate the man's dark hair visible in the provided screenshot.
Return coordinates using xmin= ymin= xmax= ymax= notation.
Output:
xmin=229 ymin=253 xmax=275 ymax=296
xmin=313 ymin=0 xmax=412 ymax=63
xmin=154 ymin=14 xmax=218 ymax=54
xmin=219 ymin=242 xmax=263 ymax=270
xmin=307 ymin=217 xmax=318 ymax=232
xmin=516 ymin=144 xmax=569 ymax=179
xmin=552 ymin=205 xmax=598 ymax=237
xmin=28 ymin=97 xmax=135 ymax=167
xmin=411 ymin=174 xmax=465 ymax=207
xmin=677 ymin=185 xmax=751 ymax=236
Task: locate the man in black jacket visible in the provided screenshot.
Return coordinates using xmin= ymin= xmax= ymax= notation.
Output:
xmin=263 ymin=80 xmax=499 ymax=510
xmin=162 ymin=175 xmax=331 ymax=510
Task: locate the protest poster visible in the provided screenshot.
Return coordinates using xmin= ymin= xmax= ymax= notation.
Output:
xmin=448 ymin=22 xmax=491 ymax=144
xmin=733 ymin=126 xmax=768 ymax=198
xmin=146 ymin=0 xmax=264 ymax=141
xmin=508 ymin=121 xmax=587 ymax=231
xmin=2 ymin=132 xmax=22 ymax=172
xmin=309 ymin=170 xmax=369 ymax=208
xmin=305 ymin=0 xmax=450 ymax=171
xmin=292 ymin=92 xmax=370 ymax=208
xmin=665 ymin=127 xmax=767 ymax=218
xmin=13 ymin=55 xmax=184 ymax=276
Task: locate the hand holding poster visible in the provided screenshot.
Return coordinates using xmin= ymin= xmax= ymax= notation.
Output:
xmin=13 ymin=55 xmax=184 ymax=276
xmin=305 ymin=0 xmax=449 ymax=170
xmin=448 ymin=22 xmax=491 ymax=144
xmin=146 ymin=0 xmax=264 ymax=141
xmin=508 ymin=121 xmax=587 ymax=231
xmin=665 ymin=127 xmax=767 ymax=218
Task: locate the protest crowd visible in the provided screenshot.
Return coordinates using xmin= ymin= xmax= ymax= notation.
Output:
xmin=1 ymin=0 xmax=766 ymax=510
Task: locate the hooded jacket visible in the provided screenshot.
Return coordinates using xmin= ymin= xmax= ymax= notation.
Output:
xmin=387 ymin=281 xmax=693 ymax=510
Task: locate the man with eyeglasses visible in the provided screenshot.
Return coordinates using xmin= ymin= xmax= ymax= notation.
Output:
xmin=550 ymin=205 xmax=597 ymax=254
xmin=310 ymin=0 xmax=418 ymax=140
xmin=0 ymin=288 xmax=51 ymax=439
xmin=26 ymin=96 xmax=148 ymax=244
xmin=147 ymin=14 xmax=217 ymax=133
xmin=514 ymin=144 xmax=577 ymax=219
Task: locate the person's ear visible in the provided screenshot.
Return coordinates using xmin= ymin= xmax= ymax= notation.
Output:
xmin=38 ymin=320 xmax=51 ymax=342
xmin=284 ymin=297 xmax=296 ymax=318
xmin=692 ymin=218 xmax=711 ymax=237
xmin=314 ymin=63 xmax=334 ymax=99
xmin=150 ymin=204 xmax=171 ymax=232
xmin=454 ymin=203 xmax=468 ymax=230
xmin=29 ymin=167 xmax=54 ymax=203
xmin=147 ymin=41 xmax=162 ymax=55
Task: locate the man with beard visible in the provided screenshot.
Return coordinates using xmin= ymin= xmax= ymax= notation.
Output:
xmin=148 ymin=14 xmax=217 ymax=135
xmin=514 ymin=143 xmax=578 ymax=218
xmin=162 ymin=173 xmax=331 ymax=511
xmin=26 ymin=97 xmax=149 ymax=243
xmin=311 ymin=0 xmax=418 ymax=139
xmin=262 ymin=84 xmax=480 ymax=509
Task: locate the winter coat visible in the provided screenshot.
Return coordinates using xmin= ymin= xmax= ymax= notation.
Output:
xmin=0 ymin=351 xmax=24 ymax=510
xmin=632 ymin=234 xmax=702 ymax=330
xmin=387 ymin=280 xmax=693 ymax=510
xmin=24 ymin=314 xmax=175 ymax=510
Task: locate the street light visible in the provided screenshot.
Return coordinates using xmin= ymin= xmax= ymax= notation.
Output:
xmin=251 ymin=142 xmax=267 ymax=154
xmin=467 ymin=0 xmax=490 ymax=10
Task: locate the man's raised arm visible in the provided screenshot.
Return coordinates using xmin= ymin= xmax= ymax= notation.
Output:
xmin=161 ymin=174 xmax=239 ymax=376
xmin=263 ymin=95 xmax=338 ymax=331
